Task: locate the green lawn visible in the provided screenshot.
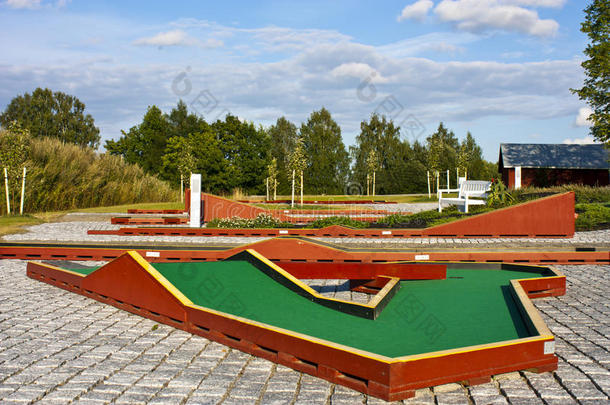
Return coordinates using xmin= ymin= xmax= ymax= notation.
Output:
xmin=0 ymin=201 xmax=183 ymax=236
xmin=0 ymin=213 xmax=59 ymax=236
xmin=77 ymin=201 xmax=184 ymax=213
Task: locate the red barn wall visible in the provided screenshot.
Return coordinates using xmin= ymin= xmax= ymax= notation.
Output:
xmin=505 ymin=168 xmax=609 ymax=188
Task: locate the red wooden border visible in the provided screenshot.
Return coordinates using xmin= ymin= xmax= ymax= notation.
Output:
xmin=2 ymin=237 xmax=608 ymax=264
xmin=102 ymin=192 xmax=576 ymax=238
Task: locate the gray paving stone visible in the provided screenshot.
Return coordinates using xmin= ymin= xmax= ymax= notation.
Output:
xmin=0 ymin=251 xmax=609 ymax=404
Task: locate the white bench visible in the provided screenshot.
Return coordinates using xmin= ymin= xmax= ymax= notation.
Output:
xmin=437 ymin=176 xmax=466 ymax=200
xmin=438 ymin=180 xmax=491 ymax=213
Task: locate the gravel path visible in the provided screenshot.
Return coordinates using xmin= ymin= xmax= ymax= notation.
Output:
xmin=3 ymin=221 xmax=609 ymax=248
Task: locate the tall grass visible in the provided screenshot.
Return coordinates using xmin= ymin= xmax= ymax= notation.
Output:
xmin=0 ymin=137 xmax=175 ymax=213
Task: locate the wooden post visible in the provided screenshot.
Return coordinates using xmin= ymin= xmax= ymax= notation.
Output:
xmin=300 ymin=171 xmax=303 ymax=207
xmin=266 ymin=177 xmax=269 ymax=201
xmin=446 ymin=170 xmax=450 ymax=190
xmin=291 ymin=169 xmax=295 ymax=208
xmin=180 ymin=173 xmax=184 ymax=203
xmin=3 ymin=168 xmax=10 ymax=215
xmin=427 ymin=171 xmax=431 ymax=199
xmin=367 ymin=173 xmax=370 ymax=196
xmin=20 ymin=167 xmax=26 ymax=215
xmin=456 ymin=168 xmax=459 ymax=187
xmin=274 ymin=179 xmax=277 ymax=200
xmin=436 ymin=171 xmax=440 ymax=199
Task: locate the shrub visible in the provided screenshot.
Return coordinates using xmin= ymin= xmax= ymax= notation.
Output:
xmin=309 ymin=216 xmax=369 ymax=229
xmin=206 ymin=213 xmax=291 ymax=228
xmin=375 ymin=206 xmax=494 ymax=228
xmin=486 ymin=179 xmax=514 ymax=208
xmin=575 ymin=203 xmax=610 ymax=231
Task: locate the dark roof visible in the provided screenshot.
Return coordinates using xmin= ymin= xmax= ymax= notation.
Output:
xmin=500 ymin=143 xmax=609 ymax=170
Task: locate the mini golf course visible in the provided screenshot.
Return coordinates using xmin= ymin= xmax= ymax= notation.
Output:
xmin=26 ymin=249 xmax=565 ymax=401
xmin=96 ymin=191 xmax=577 ymax=238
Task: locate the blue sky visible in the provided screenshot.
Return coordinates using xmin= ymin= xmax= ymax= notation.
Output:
xmin=0 ymin=0 xmax=597 ymax=160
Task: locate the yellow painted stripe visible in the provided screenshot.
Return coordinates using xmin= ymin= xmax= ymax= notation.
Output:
xmin=126 ymin=251 xmax=194 ymax=307
xmin=30 ymin=262 xmax=87 ymax=278
xmin=246 ymin=249 xmax=376 ymax=309
xmin=184 ymin=300 xmax=554 ymax=364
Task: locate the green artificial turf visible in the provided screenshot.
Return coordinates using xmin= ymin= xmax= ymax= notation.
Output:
xmin=65 ymin=260 xmax=544 ymax=357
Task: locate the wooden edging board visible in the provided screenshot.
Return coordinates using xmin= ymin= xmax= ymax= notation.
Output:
xmin=1 ymin=237 xmax=608 ymax=265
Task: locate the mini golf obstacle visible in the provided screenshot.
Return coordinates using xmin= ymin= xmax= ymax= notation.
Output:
xmin=27 ymin=249 xmax=565 ymax=401
xmin=99 ymin=191 xmax=576 ymax=238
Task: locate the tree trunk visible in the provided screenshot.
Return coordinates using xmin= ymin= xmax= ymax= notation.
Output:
xmin=291 ymin=169 xmax=295 ymax=208
xmin=373 ymin=171 xmax=376 ymax=196
xmin=20 ymin=167 xmax=26 ymax=215
xmin=4 ymin=168 xmax=11 ymax=215
xmin=300 ymin=171 xmax=304 ymax=207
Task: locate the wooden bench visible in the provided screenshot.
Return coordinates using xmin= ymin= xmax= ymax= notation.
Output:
xmin=437 ymin=176 xmax=466 ymax=200
xmin=438 ymin=180 xmax=491 ymax=213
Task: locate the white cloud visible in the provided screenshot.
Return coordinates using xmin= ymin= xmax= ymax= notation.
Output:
xmin=5 ymin=0 xmax=41 ymax=9
xmin=379 ymin=32 xmax=476 ymax=58
xmin=133 ymin=29 xmax=223 ymax=48
xmin=434 ymin=0 xmax=559 ymax=37
xmin=574 ymin=106 xmax=593 ymax=127
xmin=331 ymin=63 xmax=389 ymax=84
xmin=503 ymin=0 xmax=566 ymax=8
xmin=562 ymin=136 xmax=598 ymax=145
xmin=398 ymin=0 xmax=434 ymax=22
xmin=4 ymin=0 xmax=69 ymax=8
xmin=133 ymin=29 xmax=194 ymax=47
xmin=171 ymin=19 xmax=353 ymax=54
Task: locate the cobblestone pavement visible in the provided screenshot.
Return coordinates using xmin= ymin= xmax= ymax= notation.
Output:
xmin=3 ymin=221 xmax=609 ymax=249
xmin=1 ymin=258 xmax=609 ymax=404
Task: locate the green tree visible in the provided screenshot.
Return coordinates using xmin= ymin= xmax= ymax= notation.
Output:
xmin=571 ymin=0 xmax=610 ymax=144
xmin=366 ymin=149 xmax=380 ymax=195
xmin=350 ymin=114 xmax=408 ymax=194
xmin=426 ymin=123 xmax=459 ymax=190
xmin=162 ymin=130 xmax=228 ymax=193
xmin=212 ymin=115 xmax=271 ymax=194
xmin=161 ymin=136 xmax=196 ymax=184
xmin=288 ymin=137 xmax=307 ymax=205
xmin=268 ymin=117 xmax=298 ymax=194
xmin=0 ymin=122 xmax=31 ymax=213
xmin=267 ymin=157 xmax=279 ymax=199
xmin=0 ymin=88 xmax=100 ymax=148
xmin=458 ymin=132 xmax=482 ymax=178
xmin=166 ymin=100 xmax=209 ymax=140
xmin=106 ymin=105 xmax=170 ymax=176
xmin=189 ymin=130 xmax=228 ymax=192
xmin=300 ymin=108 xmax=349 ymax=194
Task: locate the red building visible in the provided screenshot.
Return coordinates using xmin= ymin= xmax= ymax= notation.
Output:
xmin=499 ymin=143 xmax=609 ymax=189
